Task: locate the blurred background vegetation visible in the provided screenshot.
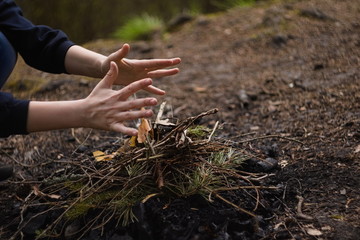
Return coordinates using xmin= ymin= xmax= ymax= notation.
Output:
xmin=15 ymin=0 xmax=260 ymax=43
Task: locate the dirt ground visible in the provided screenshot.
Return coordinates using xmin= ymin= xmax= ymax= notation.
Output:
xmin=1 ymin=0 xmax=359 ymax=239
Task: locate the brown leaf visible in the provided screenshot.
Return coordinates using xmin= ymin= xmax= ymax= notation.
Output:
xmin=137 ymin=118 xmax=151 ymax=144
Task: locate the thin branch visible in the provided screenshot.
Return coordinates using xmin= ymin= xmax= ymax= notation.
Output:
xmin=207 ymin=121 xmax=219 ymax=142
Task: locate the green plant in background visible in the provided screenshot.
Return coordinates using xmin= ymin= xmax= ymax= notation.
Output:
xmin=211 ymin=0 xmax=258 ymax=10
xmin=113 ymin=13 xmax=164 ymax=41
xmin=187 ymin=1 xmax=203 ymax=16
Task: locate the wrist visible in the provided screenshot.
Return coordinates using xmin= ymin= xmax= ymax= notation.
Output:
xmin=99 ymin=58 xmax=110 ymax=78
xmin=76 ymin=98 xmax=90 ymax=128
xmin=27 ymin=100 xmax=86 ymax=132
xmin=65 ymin=45 xmax=107 ymax=78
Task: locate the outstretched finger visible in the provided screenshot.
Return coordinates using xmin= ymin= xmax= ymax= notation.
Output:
xmin=147 ymin=68 xmax=180 ymax=78
xmin=114 ymin=109 xmax=154 ymax=122
xmin=111 ymin=124 xmax=138 ymax=136
xmin=134 ymin=58 xmax=181 ymax=70
xmin=117 ymin=78 xmax=153 ymax=100
xmin=143 ymin=85 xmax=166 ymax=95
xmin=116 ymin=98 xmax=158 ymax=112
xmin=110 ymin=109 xmax=154 ymax=135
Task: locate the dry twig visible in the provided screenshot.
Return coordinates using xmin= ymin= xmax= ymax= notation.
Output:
xmin=10 ymin=107 xmax=277 ymax=239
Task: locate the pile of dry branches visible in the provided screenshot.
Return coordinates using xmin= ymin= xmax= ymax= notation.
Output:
xmin=12 ymin=105 xmax=274 ymax=239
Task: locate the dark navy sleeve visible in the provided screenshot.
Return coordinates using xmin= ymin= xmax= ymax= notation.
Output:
xmin=0 ymin=92 xmax=29 ymax=137
xmin=0 ymin=0 xmax=75 ymax=73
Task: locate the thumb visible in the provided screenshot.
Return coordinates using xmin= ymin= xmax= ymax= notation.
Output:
xmin=98 ymin=62 xmax=118 ymax=89
xmin=111 ymin=43 xmax=130 ymax=61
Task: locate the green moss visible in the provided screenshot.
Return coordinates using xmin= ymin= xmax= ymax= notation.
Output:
xmin=66 ymin=190 xmax=120 ymax=220
xmin=66 ymin=202 xmax=93 ymax=220
xmin=187 ymin=125 xmax=211 ymax=138
xmin=64 ymin=181 xmax=85 ymax=192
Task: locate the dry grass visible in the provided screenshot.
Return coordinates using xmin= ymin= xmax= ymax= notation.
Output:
xmin=9 ymin=108 xmax=275 ymax=239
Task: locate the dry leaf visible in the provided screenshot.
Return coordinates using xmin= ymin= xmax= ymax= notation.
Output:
xmin=306 ymin=228 xmax=322 ymax=236
xmin=93 ymin=150 xmax=105 ymax=157
xmin=137 ymin=118 xmax=151 ymax=144
xmin=92 ymin=150 xmax=115 ymax=162
xmin=129 ymin=136 xmax=137 ymax=147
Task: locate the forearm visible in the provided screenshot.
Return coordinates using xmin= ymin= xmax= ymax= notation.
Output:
xmin=64 ymin=45 xmax=107 ymax=78
xmin=27 ymin=100 xmax=86 ymax=133
xmin=26 ymin=63 xmax=159 ymax=136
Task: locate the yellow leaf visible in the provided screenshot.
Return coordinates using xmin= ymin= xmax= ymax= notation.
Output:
xmin=93 ymin=151 xmax=105 ymax=157
xmin=96 ymin=155 xmax=114 ymax=162
xmin=92 ymin=150 xmax=114 ymax=162
xmin=330 ymin=215 xmax=344 ymax=220
xmin=129 ymin=136 xmax=137 ymax=147
xmin=137 ymin=118 xmax=151 ymax=144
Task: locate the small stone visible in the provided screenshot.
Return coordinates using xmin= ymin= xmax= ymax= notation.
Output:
xmin=237 ymin=89 xmax=250 ymax=108
xmin=75 ymin=145 xmax=88 ymax=153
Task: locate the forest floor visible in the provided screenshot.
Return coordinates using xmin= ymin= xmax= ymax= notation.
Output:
xmin=0 ymin=0 xmax=359 ymax=239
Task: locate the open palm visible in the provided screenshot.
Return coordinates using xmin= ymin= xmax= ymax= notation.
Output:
xmin=102 ymin=44 xmax=181 ymax=95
